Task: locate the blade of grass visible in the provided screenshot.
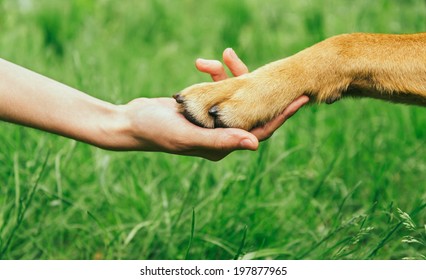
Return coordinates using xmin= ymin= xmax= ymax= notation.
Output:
xmin=312 ymin=151 xmax=340 ymax=198
xmin=184 ymin=208 xmax=195 ymax=260
xmin=234 ymin=225 xmax=247 ymax=260
xmin=0 ymin=151 xmax=49 ymax=258
xmin=171 ymin=161 xmax=205 ymax=231
xmin=198 ymin=234 xmax=236 ymax=257
xmin=13 ymin=153 xmax=20 ymax=223
xmin=242 ymin=248 xmax=292 ymax=260
xmin=297 ymin=214 xmax=365 ymax=259
xmin=367 ymin=202 xmax=426 ymax=259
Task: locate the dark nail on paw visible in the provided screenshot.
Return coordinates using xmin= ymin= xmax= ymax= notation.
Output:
xmin=208 ymin=105 xmax=219 ymax=117
xmin=325 ymin=96 xmax=340 ymax=104
xmin=173 ymin=93 xmax=184 ymax=104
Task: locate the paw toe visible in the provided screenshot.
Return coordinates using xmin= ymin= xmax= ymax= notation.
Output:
xmin=208 ymin=105 xmax=220 ymax=117
xmin=173 ymin=93 xmax=185 ymax=104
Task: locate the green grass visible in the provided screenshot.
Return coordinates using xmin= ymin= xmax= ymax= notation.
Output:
xmin=0 ymin=0 xmax=425 ymax=259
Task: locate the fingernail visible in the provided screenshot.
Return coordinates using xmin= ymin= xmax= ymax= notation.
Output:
xmin=197 ymin=58 xmax=210 ymax=65
xmin=240 ymin=138 xmax=255 ymax=149
xmin=228 ymin=48 xmax=238 ymax=59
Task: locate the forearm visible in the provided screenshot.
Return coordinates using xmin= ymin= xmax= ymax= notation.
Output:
xmin=336 ymin=33 xmax=426 ymax=105
xmin=0 ymin=58 xmax=129 ymax=148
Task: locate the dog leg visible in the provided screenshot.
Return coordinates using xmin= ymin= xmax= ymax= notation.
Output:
xmin=175 ymin=33 xmax=426 ymax=130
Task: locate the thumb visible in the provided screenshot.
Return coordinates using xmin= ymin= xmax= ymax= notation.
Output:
xmin=198 ymin=128 xmax=259 ymax=151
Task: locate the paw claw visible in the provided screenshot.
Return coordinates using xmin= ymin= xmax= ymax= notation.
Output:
xmin=325 ymin=96 xmax=340 ymax=104
xmin=208 ymin=105 xmax=220 ymax=117
xmin=173 ymin=93 xmax=184 ymax=104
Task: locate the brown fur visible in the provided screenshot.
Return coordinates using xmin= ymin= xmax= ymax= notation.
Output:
xmin=175 ymin=33 xmax=426 ymax=130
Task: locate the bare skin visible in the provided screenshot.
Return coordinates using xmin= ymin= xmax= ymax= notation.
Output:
xmin=0 ymin=49 xmax=308 ymax=161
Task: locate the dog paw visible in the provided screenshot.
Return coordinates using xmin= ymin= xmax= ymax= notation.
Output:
xmin=174 ymin=73 xmax=299 ymax=130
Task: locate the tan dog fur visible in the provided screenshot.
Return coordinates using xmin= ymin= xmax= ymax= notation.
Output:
xmin=174 ymin=33 xmax=426 ymax=130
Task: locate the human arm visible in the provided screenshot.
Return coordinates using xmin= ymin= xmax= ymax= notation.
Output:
xmin=0 ymin=50 xmax=308 ymax=161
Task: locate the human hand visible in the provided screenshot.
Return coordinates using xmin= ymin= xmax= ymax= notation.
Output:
xmin=0 ymin=52 xmax=306 ymax=161
xmin=113 ymin=49 xmax=308 ymax=161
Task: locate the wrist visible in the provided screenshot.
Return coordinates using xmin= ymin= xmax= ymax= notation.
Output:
xmin=91 ymin=103 xmax=136 ymax=151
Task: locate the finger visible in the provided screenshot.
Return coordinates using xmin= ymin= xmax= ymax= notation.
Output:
xmin=251 ymin=95 xmax=310 ymax=141
xmin=281 ymin=95 xmax=310 ymax=119
xmin=195 ymin=58 xmax=228 ymax=81
xmin=223 ymin=48 xmax=249 ymax=76
xmin=189 ymin=127 xmax=259 ymax=154
xmin=183 ymin=129 xmax=259 ymax=161
xmin=203 ymin=128 xmax=258 ymax=151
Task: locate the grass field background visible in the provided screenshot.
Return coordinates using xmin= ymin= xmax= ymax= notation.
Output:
xmin=0 ymin=0 xmax=425 ymax=259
